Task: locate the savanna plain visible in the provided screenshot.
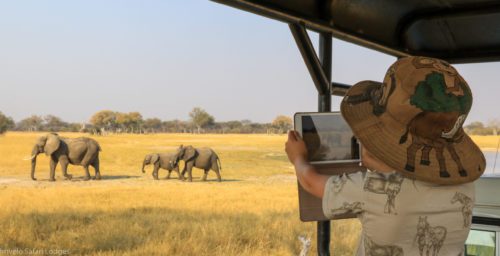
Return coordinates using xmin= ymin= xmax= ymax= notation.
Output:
xmin=0 ymin=132 xmax=496 ymax=255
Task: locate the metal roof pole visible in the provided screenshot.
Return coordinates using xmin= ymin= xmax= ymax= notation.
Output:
xmin=289 ymin=23 xmax=331 ymax=95
xmin=317 ymin=31 xmax=332 ymax=256
xmin=289 ymin=22 xmax=332 ymax=256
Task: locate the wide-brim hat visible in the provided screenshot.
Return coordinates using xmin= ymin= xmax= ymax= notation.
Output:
xmin=341 ymin=56 xmax=486 ymax=185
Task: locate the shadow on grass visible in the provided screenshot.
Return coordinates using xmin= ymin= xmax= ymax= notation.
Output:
xmin=60 ymin=175 xmax=141 ymax=181
xmin=99 ymin=175 xmax=141 ymax=180
xmin=0 ymin=207 xmax=306 ymax=255
xmin=181 ymin=178 xmax=242 ymax=183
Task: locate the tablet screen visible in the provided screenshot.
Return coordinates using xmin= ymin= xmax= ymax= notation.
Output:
xmin=301 ymin=114 xmax=358 ymax=163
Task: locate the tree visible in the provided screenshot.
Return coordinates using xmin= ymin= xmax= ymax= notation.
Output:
xmin=488 ymin=119 xmax=500 ymax=136
xmin=464 ymin=121 xmax=498 ymax=135
xmin=272 ymin=115 xmax=292 ymax=134
xmin=0 ymin=112 xmax=14 ymax=134
xmin=44 ymin=115 xmax=68 ymax=132
xmin=143 ymin=118 xmax=162 ymax=133
xmin=189 ymin=107 xmax=214 ymax=133
xmin=17 ymin=115 xmax=44 ymax=131
xmin=163 ymin=119 xmax=188 ymax=133
xmin=127 ymin=112 xmax=143 ymax=133
xmin=90 ymin=110 xmax=117 ymax=132
xmin=464 ymin=121 xmax=484 ymax=130
xmin=116 ymin=112 xmax=143 ymax=133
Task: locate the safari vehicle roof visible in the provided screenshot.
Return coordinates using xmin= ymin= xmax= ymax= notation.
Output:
xmin=212 ymin=0 xmax=500 ymax=64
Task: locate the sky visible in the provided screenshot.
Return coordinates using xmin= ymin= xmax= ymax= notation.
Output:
xmin=0 ymin=0 xmax=499 ymax=124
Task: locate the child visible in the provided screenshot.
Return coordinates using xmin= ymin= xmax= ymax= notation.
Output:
xmin=286 ymin=56 xmax=485 ymax=256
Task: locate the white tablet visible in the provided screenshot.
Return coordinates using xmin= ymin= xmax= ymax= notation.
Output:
xmin=294 ymin=112 xmax=361 ymax=164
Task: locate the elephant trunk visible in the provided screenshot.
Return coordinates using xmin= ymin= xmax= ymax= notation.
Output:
xmin=142 ymin=160 xmax=148 ymax=173
xmin=30 ymin=146 xmax=40 ymax=180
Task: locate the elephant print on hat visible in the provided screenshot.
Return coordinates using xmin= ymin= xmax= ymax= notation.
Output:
xmin=399 ymin=57 xmax=472 ymax=179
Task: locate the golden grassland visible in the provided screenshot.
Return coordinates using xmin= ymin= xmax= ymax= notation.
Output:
xmin=0 ymin=132 xmax=496 ymax=255
xmin=470 ymin=135 xmax=500 ymax=151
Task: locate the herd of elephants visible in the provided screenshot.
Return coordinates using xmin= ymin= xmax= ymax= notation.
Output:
xmin=27 ymin=133 xmax=222 ymax=182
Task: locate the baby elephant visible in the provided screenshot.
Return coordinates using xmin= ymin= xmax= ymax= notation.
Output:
xmin=141 ymin=153 xmax=183 ymax=180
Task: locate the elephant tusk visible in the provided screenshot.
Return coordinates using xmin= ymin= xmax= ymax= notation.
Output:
xmin=442 ymin=115 xmax=466 ymax=139
xmin=22 ymin=155 xmax=37 ymax=161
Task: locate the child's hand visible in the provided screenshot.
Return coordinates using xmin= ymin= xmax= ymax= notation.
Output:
xmin=285 ymin=130 xmax=308 ymax=165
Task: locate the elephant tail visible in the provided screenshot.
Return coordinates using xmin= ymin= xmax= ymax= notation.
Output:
xmin=217 ymin=155 xmax=222 ymax=171
xmin=96 ymin=142 xmax=102 ymax=152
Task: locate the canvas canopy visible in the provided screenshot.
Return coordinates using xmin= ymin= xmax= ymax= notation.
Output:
xmin=212 ymin=0 xmax=500 ymax=63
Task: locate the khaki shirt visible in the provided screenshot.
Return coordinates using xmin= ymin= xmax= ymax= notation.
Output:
xmin=322 ymin=170 xmax=475 ymax=256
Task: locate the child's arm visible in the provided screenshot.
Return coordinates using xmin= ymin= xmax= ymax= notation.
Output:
xmin=285 ymin=131 xmax=330 ymax=198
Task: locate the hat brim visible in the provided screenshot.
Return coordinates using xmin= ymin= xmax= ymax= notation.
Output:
xmin=341 ymin=81 xmax=486 ymax=185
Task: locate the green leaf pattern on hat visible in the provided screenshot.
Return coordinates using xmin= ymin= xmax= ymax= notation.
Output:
xmin=410 ymin=72 xmax=472 ymax=114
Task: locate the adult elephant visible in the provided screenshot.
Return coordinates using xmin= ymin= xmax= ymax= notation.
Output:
xmin=141 ymin=153 xmax=183 ymax=180
xmin=29 ymin=133 xmax=101 ymax=181
xmin=176 ymin=145 xmax=222 ymax=182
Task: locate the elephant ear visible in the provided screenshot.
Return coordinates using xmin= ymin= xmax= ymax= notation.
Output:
xmin=44 ymin=133 xmax=61 ymax=156
xmin=184 ymin=146 xmax=197 ymax=161
xmin=36 ymin=136 xmax=47 ymax=147
xmin=150 ymin=154 xmax=160 ymax=164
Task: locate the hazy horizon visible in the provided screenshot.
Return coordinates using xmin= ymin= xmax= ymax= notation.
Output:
xmin=1 ymin=0 xmax=499 ymax=125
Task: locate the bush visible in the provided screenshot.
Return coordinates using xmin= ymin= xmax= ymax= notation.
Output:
xmin=0 ymin=111 xmax=15 ymax=134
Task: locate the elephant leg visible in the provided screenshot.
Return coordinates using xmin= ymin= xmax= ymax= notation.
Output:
xmin=91 ymin=158 xmax=101 ymax=180
xmin=174 ymin=167 xmax=184 ymax=181
xmin=447 ymin=144 xmax=467 ymax=177
xmin=435 ymin=147 xmax=450 ymax=178
xmin=49 ymin=156 xmax=58 ymax=182
xmin=59 ymin=157 xmax=72 ymax=180
xmin=214 ymin=170 xmax=222 ymax=182
xmin=185 ymin=162 xmax=194 ymax=182
xmin=201 ymin=169 xmax=208 ymax=181
xmin=60 ymin=160 xmax=73 ymax=180
xmin=181 ymin=166 xmax=187 ymax=178
xmin=212 ymin=165 xmax=222 ymax=182
xmin=83 ymin=165 xmax=91 ymax=181
xmin=152 ymin=166 xmax=160 ymax=180
xmin=405 ymin=142 xmax=422 ymax=172
xmin=165 ymin=170 xmax=172 ymax=179
xmin=420 ymin=146 xmax=432 ymax=166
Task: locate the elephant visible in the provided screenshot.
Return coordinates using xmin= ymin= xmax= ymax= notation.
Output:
xmin=29 ymin=133 xmax=101 ymax=181
xmin=399 ymin=111 xmax=467 ymax=178
xmin=175 ymin=145 xmax=222 ymax=182
xmin=141 ymin=153 xmax=183 ymax=180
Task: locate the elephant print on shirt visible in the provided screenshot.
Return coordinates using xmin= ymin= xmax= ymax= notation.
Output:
xmin=364 ymin=173 xmax=404 ymax=215
xmin=451 ymin=192 xmax=473 ymax=228
xmin=364 ymin=236 xmax=404 ymax=256
xmin=331 ymin=175 xmax=347 ymax=193
xmin=416 ymin=216 xmax=447 ymax=256
xmin=329 ymin=201 xmax=364 ymax=216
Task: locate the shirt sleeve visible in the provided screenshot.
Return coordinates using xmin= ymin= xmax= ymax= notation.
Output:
xmin=322 ymin=171 xmax=367 ymax=219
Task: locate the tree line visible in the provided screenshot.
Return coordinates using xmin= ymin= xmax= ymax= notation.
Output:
xmin=2 ymin=109 xmax=499 ymax=136
xmin=464 ymin=120 xmax=500 ymax=135
xmin=0 ymin=108 xmax=293 ymax=135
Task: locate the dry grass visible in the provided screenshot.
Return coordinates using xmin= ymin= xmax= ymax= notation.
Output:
xmin=0 ymin=132 xmax=360 ymax=255
xmin=0 ymin=132 xmax=494 ymax=255
xmin=470 ymin=135 xmax=500 ymax=151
